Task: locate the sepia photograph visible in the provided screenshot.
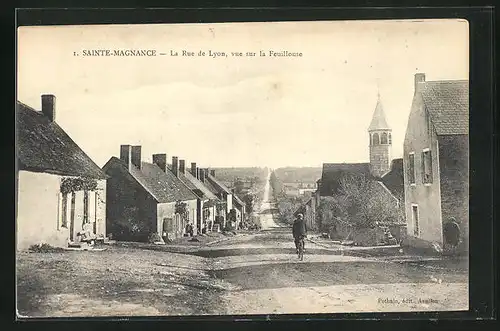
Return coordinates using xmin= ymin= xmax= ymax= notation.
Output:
xmin=16 ymin=19 xmax=469 ymax=317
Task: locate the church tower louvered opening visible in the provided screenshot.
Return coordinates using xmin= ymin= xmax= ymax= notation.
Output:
xmin=368 ymin=92 xmax=392 ymax=177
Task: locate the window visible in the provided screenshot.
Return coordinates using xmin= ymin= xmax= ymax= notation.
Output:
xmin=381 ymin=132 xmax=388 ymax=144
xmin=388 ymin=133 xmax=392 ymax=144
xmin=422 ymin=149 xmax=433 ymax=184
xmin=408 ymin=152 xmax=416 ymax=184
xmin=412 ymin=205 xmax=419 ymax=236
xmin=61 ymin=194 xmax=68 ymax=228
xmin=372 ymin=133 xmax=380 ymax=145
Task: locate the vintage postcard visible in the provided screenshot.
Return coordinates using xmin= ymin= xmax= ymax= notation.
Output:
xmin=16 ymin=19 xmax=469 ymax=317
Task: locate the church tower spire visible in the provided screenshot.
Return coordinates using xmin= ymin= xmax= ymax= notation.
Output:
xmin=368 ymin=92 xmax=392 ymax=177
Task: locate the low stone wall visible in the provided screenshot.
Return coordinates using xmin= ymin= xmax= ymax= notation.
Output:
xmin=329 ymin=223 xmax=386 ymax=246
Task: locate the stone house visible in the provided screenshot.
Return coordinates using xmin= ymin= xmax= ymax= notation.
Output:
xmin=203 ymin=170 xmax=233 ymax=229
xmin=403 ymin=73 xmax=469 ymax=253
xmin=175 ymin=160 xmax=220 ymax=233
xmin=102 ymin=146 xmax=198 ymax=242
xmin=16 ymin=95 xmax=107 ymax=250
xmin=231 ymin=191 xmax=246 ymax=229
xmin=207 ymin=170 xmax=233 ymax=214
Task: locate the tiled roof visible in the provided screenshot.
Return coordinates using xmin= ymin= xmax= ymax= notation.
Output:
xmin=232 ymin=194 xmax=245 ymax=207
xmin=106 ymin=157 xmax=197 ymax=203
xmin=380 ymin=158 xmax=404 ymax=199
xmin=182 ymin=171 xmax=220 ymax=201
xmin=202 ymin=179 xmax=220 ymax=196
xmin=177 ymin=172 xmax=198 ymax=191
xmin=16 ymin=102 xmax=107 ymax=179
xmin=368 ymin=96 xmax=390 ymax=131
xmin=419 ymin=80 xmax=469 ymax=135
xmin=207 ymin=174 xmax=232 ymax=194
xmin=319 ymin=163 xmax=372 ymax=196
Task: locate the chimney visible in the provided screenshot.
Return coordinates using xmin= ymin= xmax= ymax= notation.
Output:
xmin=179 ymin=160 xmax=186 ymax=174
xmin=172 ymin=156 xmax=179 ymax=177
xmin=199 ymin=168 xmax=205 ymax=182
xmin=210 ymin=169 xmax=216 ymax=177
xmin=120 ymin=145 xmax=132 ymax=170
xmin=191 ymin=162 xmax=197 ymax=176
xmin=131 ymin=146 xmax=142 ymax=170
xmin=196 ymin=168 xmax=200 ymax=180
xmin=152 ymin=153 xmax=167 ymax=172
xmin=41 ymin=94 xmax=56 ymax=122
xmin=414 ymin=73 xmax=426 ymax=92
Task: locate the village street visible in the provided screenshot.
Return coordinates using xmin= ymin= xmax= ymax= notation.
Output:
xmin=17 ymin=170 xmax=468 ymax=317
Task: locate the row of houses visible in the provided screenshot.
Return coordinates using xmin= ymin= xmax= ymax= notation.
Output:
xmin=298 ymin=73 xmax=469 ymax=254
xmin=16 ymin=95 xmax=246 ymax=250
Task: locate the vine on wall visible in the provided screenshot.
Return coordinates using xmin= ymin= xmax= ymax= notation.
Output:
xmin=60 ymin=176 xmax=98 ymax=194
xmin=175 ymin=200 xmax=188 ymax=219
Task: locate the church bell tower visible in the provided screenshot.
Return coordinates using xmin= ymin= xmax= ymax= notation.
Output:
xmin=368 ymin=92 xmax=392 ymax=177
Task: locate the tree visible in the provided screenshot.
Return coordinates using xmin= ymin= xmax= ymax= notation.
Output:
xmin=318 ymin=174 xmax=401 ymax=231
xmin=242 ymin=193 xmax=254 ymax=214
xmin=317 ymin=196 xmax=342 ymax=232
xmin=276 ymin=195 xmax=308 ymax=225
xmin=175 ymin=200 xmax=188 ymax=219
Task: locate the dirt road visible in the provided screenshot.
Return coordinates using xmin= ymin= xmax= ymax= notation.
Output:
xmin=204 ymin=228 xmax=468 ymax=314
xmin=16 ymin=170 xmax=468 ymax=317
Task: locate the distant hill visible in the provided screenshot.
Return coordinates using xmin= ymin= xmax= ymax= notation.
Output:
xmin=273 ymin=167 xmax=322 ymax=183
xmin=212 ymin=167 xmax=268 ymax=183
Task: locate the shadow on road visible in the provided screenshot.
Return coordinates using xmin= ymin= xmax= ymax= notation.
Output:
xmin=207 ymin=260 xmax=468 ymax=292
xmin=185 ymin=247 xmax=346 ymax=258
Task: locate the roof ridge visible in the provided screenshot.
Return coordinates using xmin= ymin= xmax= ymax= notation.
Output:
xmin=18 ymin=104 xmax=107 ymax=179
xmin=423 ymin=79 xmax=468 ymax=83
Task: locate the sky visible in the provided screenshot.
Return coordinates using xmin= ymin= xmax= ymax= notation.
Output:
xmin=17 ymin=19 xmax=469 ymax=168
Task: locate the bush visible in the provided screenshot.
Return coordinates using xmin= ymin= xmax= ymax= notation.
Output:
xmin=274 ymin=194 xmax=308 ymax=225
xmin=318 ymin=174 xmax=401 ymax=231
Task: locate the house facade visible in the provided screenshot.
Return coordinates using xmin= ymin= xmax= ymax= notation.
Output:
xmin=16 ymin=95 xmax=107 ymax=250
xmin=176 ymin=160 xmax=219 ymax=233
xmin=103 ymin=146 xmax=198 ymax=242
xmin=403 ymin=73 xmax=469 ymax=253
xmin=231 ymin=191 xmax=246 ymax=229
xmin=197 ymin=169 xmax=227 ymax=230
xmin=204 ymin=170 xmax=233 ymax=229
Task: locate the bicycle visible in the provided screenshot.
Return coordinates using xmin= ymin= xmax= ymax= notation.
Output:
xmin=297 ymin=236 xmax=305 ymax=261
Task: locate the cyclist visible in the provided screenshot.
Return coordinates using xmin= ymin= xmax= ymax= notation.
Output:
xmin=292 ymin=213 xmax=307 ymax=254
